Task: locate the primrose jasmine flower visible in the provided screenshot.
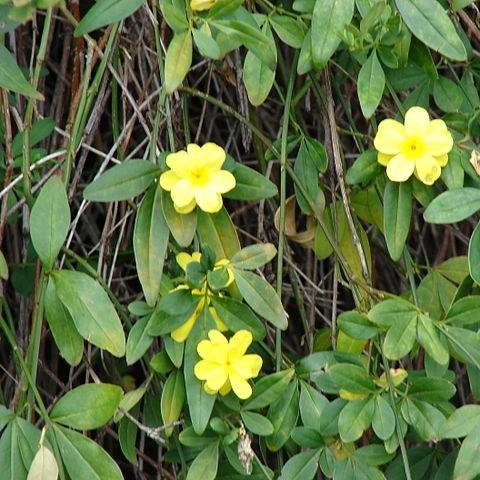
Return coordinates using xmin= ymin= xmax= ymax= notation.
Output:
xmin=160 ymin=143 xmax=236 ymax=214
xmin=194 ymin=329 xmax=263 ymax=399
xmin=374 ymin=106 xmax=453 ymax=185
xmin=190 ymin=0 xmax=216 ymax=11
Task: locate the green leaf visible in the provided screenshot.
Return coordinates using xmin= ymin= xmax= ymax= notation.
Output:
xmin=161 ymin=190 xmax=197 ymax=247
xmin=266 ymin=380 xmax=299 ymax=451
xmin=294 ymin=139 xmax=321 ymax=215
xmin=278 ymin=449 xmax=321 ymax=480
xmin=192 ymin=28 xmax=221 ymax=59
xmin=52 ymin=270 xmax=126 ymax=357
xmin=299 ymin=381 xmax=328 ymax=426
xmin=212 ymin=20 xmax=276 ymax=70
xmin=161 ymin=370 xmax=185 ymax=436
xmin=74 ymin=0 xmax=144 ymax=36
xmin=446 ymin=296 xmax=480 ymax=326
xmin=338 ymin=396 xmax=374 ymax=442
xmin=433 ymin=76 xmax=463 ymax=113
xmin=231 ymin=243 xmax=277 ymax=270
xmin=197 ymin=207 xmax=241 ymax=261
xmin=441 ymin=405 xmax=480 ymax=439
xmin=269 ymin=15 xmax=305 ymax=48
xmin=12 ymin=117 xmax=55 ymax=157
xmin=51 ymin=383 xmax=123 ymax=430
xmin=44 ymin=279 xmax=84 ymax=367
xmin=241 ymin=411 xmax=274 ymax=436
xmin=383 ymin=179 xmax=412 ymax=261
xmin=0 ymin=45 xmax=42 ymax=99
xmin=394 ymin=0 xmax=467 ymax=61
xmin=83 ymin=160 xmax=160 ymax=202
xmin=454 ymin=424 xmax=480 ymax=480
xmin=346 ymin=149 xmax=382 ymax=185
xmin=30 ymin=176 xmax=70 ymax=270
xmin=358 ymin=50 xmax=385 ymax=119
xmin=409 ymin=377 xmax=456 ymax=403
xmin=184 ymin=313 xmax=216 ymax=434
xmin=383 ymin=314 xmax=417 ymax=360
xmin=244 ymin=369 xmax=295 ymax=411
xmin=134 ymin=185 xmax=169 ymax=307
xmin=186 ymin=441 xmax=219 ymax=480
xmin=372 ymin=395 xmax=395 ymax=440
xmin=311 ymin=0 xmax=355 ymax=68
xmin=417 ymin=314 xmax=449 ymax=365
xmin=225 ymin=163 xmax=278 ymax=201
xmin=125 ymin=316 xmax=153 ymax=365
xmin=298 ymin=30 xmax=313 ymax=75
xmin=468 ymin=221 xmax=480 ymax=285
xmin=210 ymin=297 xmax=265 ymax=341
xmin=424 ymin=188 xmax=480 ymax=224
xmin=27 ymin=445 xmax=59 ymax=480
xmin=243 ymin=23 xmax=276 ymax=106
xmin=328 ymin=363 xmax=376 ymax=393
xmin=165 ymin=30 xmax=193 ymax=93
xmin=443 ymin=325 xmax=480 ymax=369
xmin=159 ymin=0 xmax=189 ymax=31
xmin=118 ymin=404 xmax=138 ymax=464
xmin=401 ymin=398 xmax=445 ymax=441
xmin=54 ymin=426 xmax=123 ymax=480
xmin=337 ymin=311 xmax=379 ymax=340
xmin=233 ymin=269 xmax=288 ymax=330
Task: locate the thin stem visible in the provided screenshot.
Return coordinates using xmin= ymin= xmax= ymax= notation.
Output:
xmin=403 ymin=249 xmax=419 ymax=306
xmin=275 ymin=52 xmax=299 ymax=372
xmin=22 ymin=8 xmax=53 ymax=207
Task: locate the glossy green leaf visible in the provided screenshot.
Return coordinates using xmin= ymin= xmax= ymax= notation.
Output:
xmin=454 ymin=424 xmax=480 ymax=480
xmin=346 ymin=149 xmax=382 ymax=185
xmin=161 ymin=190 xmax=197 ymax=247
xmin=30 ymin=176 xmax=70 ymax=270
xmin=358 ymin=50 xmax=385 ymax=118
xmin=83 ymin=160 xmax=160 ymax=202
xmin=299 ymin=381 xmax=328 ymax=426
xmin=433 ymin=76 xmax=463 ymax=113
xmin=278 ymin=449 xmax=321 ymax=480
xmin=441 ymin=405 xmax=480 ymax=439
xmin=401 ymin=397 xmax=445 ymax=440
xmin=233 ymin=269 xmax=288 ymax=330
xmin=75 ymin=0 xmax=144 ymax=36
xmin=269 ymin=15 xmax=305 ymax=48
xmin=54 ymin=426 xmax=123 ymax=480
xmin=468 ymin=221 xmax=480 ymax=285
xmin=311 ymin=0 xmax=355 ymax=68
xmin=328 ymin=363 xmax=376 ymax=393
xmin=394 ymin=0 xmax=467 ymax=61
xmin=51 ymin=383 xmax=123 ymax=430
xmin=424 ymin=188 xmax=480 ymax=224
xmin=161 ymin=370 xmax=185 ymax=436
xmin=52 ymin=270 xmax=126 ymax=357
xmin=44 ymin=279 xmax=84 ymax=367
xmin=186 ymin=441 xmax=219 ymax=480
xmin=383 ymin=179 xmax=412 ymax=261
xmin=338 ymin=397 xmax=374 ymax=442
xmin=230 ymin=243 xmax=276 ymax=270
xmin=0 ymin=45 xmax=42 ymax=99
xmin=417 ymin=314 xmax=449 ymax=365
xmin=446 ymin=296 xmax=480 ymax=326
xmin=165 ymin=30 xmax=193 ymax=93
xmin=125 ymin=316 xmax=153 ymax=366
xmin=409 ymin=377 xmax=456 ymax=402
xmin=337 ymin=311 xmax=379 ymax=340
xmin=241 ymin=411 xmax=274 ymax=436
xmin=372 ymin=395 xmax=395 ymax=440
xmin=225 ymin=163 xmax=278 ymax=201
xmin=383 ymin=314 xmax=417 ymax=360
xmin=134 ymin=185 xmax=169 ymax=307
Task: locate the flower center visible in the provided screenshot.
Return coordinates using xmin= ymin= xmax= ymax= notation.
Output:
xmin=188 ymin=168 xmax=209 ymax=186
xmin=402 ymin=136 xmax=425 ymax=159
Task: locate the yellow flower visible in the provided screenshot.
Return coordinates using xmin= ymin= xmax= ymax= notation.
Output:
xmin=171 ymin=252 xmax=228 ymax=342
xmin=190 ymin=0 xmax=216 ymax=11
xmin=160 ymin=143 xmax=236 ymax=214
xmin=374 ymin=106 xmax=453 ymax=185
xmin=194 ymin=330 xmax=263 ymax=399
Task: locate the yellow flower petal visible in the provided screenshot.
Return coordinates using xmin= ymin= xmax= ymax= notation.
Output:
xmin=434 ymin=154 xmax=449 ymax=167
xmin=209 ymin=306 xmax=228 ymax=332
xmin=204 ymin=383 xmax=218 ymax=395
xmin=414 ymin=155 xmax=441 ymax=185
xmin=229 ymin=371 xmax=252 ymax=399
xmin=205 ymin=366 xmax=229 ymax=391
xmin=208 ymin=329 xmax=228 ymax=345
xmin=192 ymin=252 xmax=202 ymax=263
xmin=229 ymin=330 xmax=252 ymax=358
xmin=197 ymin=340 xmax=228 ymax=365
xmin=209 ymin=170 xmax=236 ymax=194
xmin=386 ymin=153 xmax=415 ymax=182
xmin=166 ymin=150 xmax=190 ymax=174
xmin=159 ymin=170 xmax=180 ymax=191
xmin=194 ymin=360 xmax=216 ymax=380
xmin=174 ymin=197 xmax=197 ymax=214
xmin=171 ymin=312 xmax=197 ymax=342
xmin=219 ymin=378 xmax=232 ymax=396
xmin=231 ymin=354 xmax=263 ymax=379
xmin=195 ymin=188 xmax=223 ymax=213
xmin=374 ymin=119 xmax=406 ymax=155
xmin=191 ymin=0 xmax=216 ymax=11
xmin=425 ymin=119 xmax=454 ymax=156
xmin=176 ymin=252 xmax=194 ymax=271
xmin=200 ymin=143 xmax=226 ymax=172
xmin=404 ymin=106 xmax=430 ymax=136
xmin=378 ymin=152 xmax=392 ymax=166
xmin=171 ymin=179 xmax=195 ymax=208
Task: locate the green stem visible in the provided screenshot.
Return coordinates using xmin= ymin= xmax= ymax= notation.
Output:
xmin=403 ymin=249 xmax=419 ymax=306
xmin=22 ymin=7 xmax=54 ymax=207
xmin=275 ymin=52 xmax=299 ymax=372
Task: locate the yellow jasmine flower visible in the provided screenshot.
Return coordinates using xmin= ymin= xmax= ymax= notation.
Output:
xmin=374 ymin=106 xmax=453 ymax=185
xmin=194 ymin=329 xmax=263 ymax=399
xmin=160 ymin=143 xmax=236 ymax=214
xmin=190 ymin=0 xmax=216 ymax=11
xmin=171 ymin=252 xmax=228 ymax=342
